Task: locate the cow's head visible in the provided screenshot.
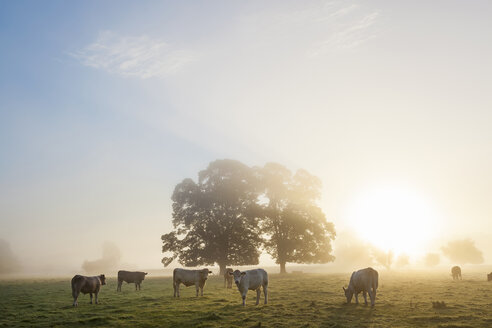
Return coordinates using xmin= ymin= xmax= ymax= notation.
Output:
xmin=342 ymin=286 xmax=353 ymax=303
xmin=99 ymin=274 xmax=106 ymax=285
xmin=199 ymin=268 xmax=212 ymax=281
xmin=230 ymin=270 xmax=246 ymax=286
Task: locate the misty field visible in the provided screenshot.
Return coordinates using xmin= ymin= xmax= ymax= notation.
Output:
xmin=1 ymin=272 xmax=491 ymax=328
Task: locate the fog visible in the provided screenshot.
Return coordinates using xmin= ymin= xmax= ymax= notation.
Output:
xmin=441 ymin=239 xmax=484 ymax=265
xmin=81 ymin=242 xmax=122 ymax=275
xmin=0 ymin=239 xmax=21 ymax=274
xmin=1 ymin=1 xmax=492 ymax=276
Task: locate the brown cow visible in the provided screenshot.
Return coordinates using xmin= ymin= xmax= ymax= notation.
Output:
xmin=224 ymin=268 xmax=233 ymax=288
xmin=451 ymin=266 xmax=462 ymax=280
xmin=71 ymin=274 xmax=106 ymax=306
xmin=487 ymin=272 xmax=492 ymax=281
xmin=173 ymin=268 xmax=212 ymax=297
xmin=117 ymin=270 xmax=148 ymax=291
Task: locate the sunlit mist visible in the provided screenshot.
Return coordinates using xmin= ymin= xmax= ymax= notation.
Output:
xmin=346 ymin=185 xmax=441 ymax=257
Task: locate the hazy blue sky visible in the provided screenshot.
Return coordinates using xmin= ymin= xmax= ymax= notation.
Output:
xmin=1 ymin=1 xmax=492 ymax=274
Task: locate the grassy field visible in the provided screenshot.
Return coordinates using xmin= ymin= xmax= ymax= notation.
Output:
xmin=1 ymin=272 xmax=491 ymax=327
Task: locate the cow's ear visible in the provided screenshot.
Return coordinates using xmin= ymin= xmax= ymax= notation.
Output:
xmin=342 ymin=287 xmax=346 ymax=292
xmin=145 ymin=272 xmax=148 ymax=275
xmin=229 ymin=271 xmax=234 ymax=275
xmin=241 ymin=272 xmax=246 ymax=276
xmin=209 ymin=271 xmax=213 ymax=274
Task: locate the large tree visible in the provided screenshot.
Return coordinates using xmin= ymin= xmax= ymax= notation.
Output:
xmin=161 ymin=159 xmax=262 ymax=275
xmin=259 ymin=163 xmax=336 ymax=273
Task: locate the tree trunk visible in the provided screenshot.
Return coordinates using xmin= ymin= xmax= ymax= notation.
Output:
xmin=280 ymin=262 xmax=287 ymax=274
xmin=219 ymin=263 xmax=226 ymax=276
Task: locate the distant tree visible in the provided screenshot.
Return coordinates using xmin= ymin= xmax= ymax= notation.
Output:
xmin=423 ymin=252 xmax=440 ymax=267
xmin=82 ymin=241 xmax=121 ymax=274
xmin=372 ymin=248 xmax=393 ymax=270
xmin=395 ymin=253 xmax=410 ymax=268
xmin=0 ymin=239 xmax=21 ymax=274
xmin=333 ymin=232 xmax=374 ymax=271
xmin=441 ymin=238 xmax=484 ymax=265
xmin=258 ymin=163 xmax=335 ymax=274
xmin=161 ymin=160 xmax=262 ymax=275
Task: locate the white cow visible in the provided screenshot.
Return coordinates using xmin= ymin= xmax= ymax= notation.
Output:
xmin=173 ymin=268 xmax=212 ymax=297
xmin=230 ymin=269 xmax=268 ymax=306
xmin=343 ymin=267 xmax=378 ymax=307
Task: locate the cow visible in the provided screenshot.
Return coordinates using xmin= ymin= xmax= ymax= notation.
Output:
xmin=173 ymin=268 xmax=212 ymax=297
xmin=71 ymin=274 xmax=106 ymax=307
xmin=487 ymin=272 xmax=492 ymax=281
xmin=451 ymin=266 xmax=462 ymax=280
xmin=343 ymin=267 xmax=378 ymax=307
xmin=117 ymin=270 xmax=148 ymax=291
xmin=224 ymin=268 xmax=233 ymax=288
xmin=230 ymin=269 xmax=268 ymax=306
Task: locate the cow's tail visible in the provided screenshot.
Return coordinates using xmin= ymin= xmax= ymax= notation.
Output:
xmin=173 ymin=268 xmax=176 ymax=286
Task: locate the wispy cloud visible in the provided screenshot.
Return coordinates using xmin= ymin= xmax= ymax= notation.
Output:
xmin=240 ymin=1 xmax=380 ymax=57
xmin=308 ymin=10 xmax=379 ymax=57
xmin=71 ymin=31 xmax=194 ymax=79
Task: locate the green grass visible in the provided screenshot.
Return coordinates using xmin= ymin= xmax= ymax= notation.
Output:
xmin=1 ymin=272 xmax=491 ymax=327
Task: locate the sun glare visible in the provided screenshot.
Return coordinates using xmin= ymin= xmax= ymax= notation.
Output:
xmin=346 ymin=185 xmax=440 ymax=257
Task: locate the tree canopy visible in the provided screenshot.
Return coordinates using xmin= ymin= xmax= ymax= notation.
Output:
xmin=162 ymin=160 xmax=336 ymax=274
xmin=258 ymin=163 xmax=336 ymax=273
xmin=161 ymin=159 xmax=262 ymax=275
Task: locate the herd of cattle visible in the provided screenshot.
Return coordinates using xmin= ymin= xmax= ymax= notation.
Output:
xmin=71 ymin=266 xmax=492 ymax=307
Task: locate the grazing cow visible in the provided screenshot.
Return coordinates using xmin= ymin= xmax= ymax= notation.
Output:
xmin=71 ymin=274 xmax=106 ymax=307
xmin=117 ymin=270 xmax=148 ymax=291
xmin=230 ymin=269 xmax=268 ymax=306
xmin=343 ymin=267 xmax=378 ymax=307
xmin=487 ymin=272 xmax=492 ymax=281
xmin=451 ymin=266 xmax=462 ymax=280
xmin=173 ymin=268 xmax=212 ymax=297
xmin=224 ymin=268 xmax=233 ymax=288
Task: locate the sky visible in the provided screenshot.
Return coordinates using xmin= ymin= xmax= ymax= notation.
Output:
xmin=1 ymin=0 xmax=492 ymax=275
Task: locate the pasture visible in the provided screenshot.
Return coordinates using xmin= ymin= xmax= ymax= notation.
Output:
xmin=1 ymin=272 xmax=491 ymax=327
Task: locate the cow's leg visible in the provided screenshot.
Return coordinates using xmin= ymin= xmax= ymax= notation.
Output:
xmin=90 ymin=293 xmax=93 ymax=304
xmin=135 ymin=283 xmax=138 ymax=291
xmin=354 ymin=292 xmax=359 ymax=304
xmin=72 ymin=290 xmax=79 ymax=307
xmin=263 ymin=284 xmax=268 ymax=304
xmin=195 ymin=283 xmax=199 ymax=297
xmin=95 ymin=292 xmax=99 ymax=304
xmin=368 ymin=289 xmax=375 ymax=307
xmin=242 ymin=292 xmax=247 ymax=306
xmin=224 ymin=278 xmax=226 ymax=288
xmin=256 ymin=288 xmax=261 ymax=305
xmin=363 ymin=291 xmax=368 ymax=305
xmin=174 ymin=282 xmax=179 ymax=297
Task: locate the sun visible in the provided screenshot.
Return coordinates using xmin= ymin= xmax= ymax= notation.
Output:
xmin=345 ymin=185 xmax=440 ymax=257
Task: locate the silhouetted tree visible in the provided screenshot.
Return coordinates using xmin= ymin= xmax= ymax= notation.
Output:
xmin=162 ymin=160 xmax=262 ymax=275
xmin=258 ymin=163 xmax=335 ymax=273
